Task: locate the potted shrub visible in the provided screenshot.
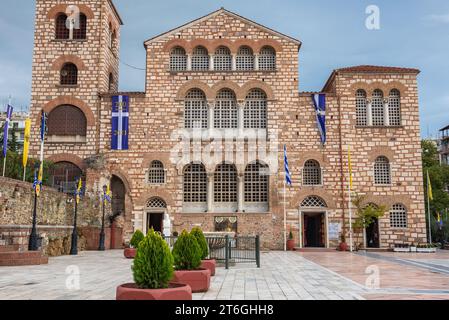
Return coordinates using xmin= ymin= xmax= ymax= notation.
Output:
xmin=116 ymin=229 xmax=192 ymax=300
xmin=124 ymin=230 xmax=144 ymax=259
xmin=287 ymin=230 xmax=295 ymax=251
xmin=191 ymin=227 xmax=216 ymax=276
xmin=338 ymin=233 xmax=348 ymax=252
xmin=410 ymin=243 xmax=417 ymax=252
xmin=171 ymin=230 xmax=211 ymax=293
xmin=393 ymin=243 xmax=410 ymax=252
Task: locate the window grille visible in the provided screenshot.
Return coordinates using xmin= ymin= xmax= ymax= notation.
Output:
xmin=72 ymin=13 xmax=87 ymax=40
xmin=236 ymin=46 xmax=254 ymax=71
xmin=214 ymin=89 xmax=238 ymax=128
xmin=148 ymin=161 xmax=165 ymax=184
xmin=300 ymin=196 xmax=327 ymax=208
xmin=372 ymin=89 xmax=385 ymax=126
xmin=55 ymin=14 xmax=69 ymax=39
xmin=47 ymin=105 xmax=87 ymax=136
xmin=390 ymin=203 xmax=407 ymax=228
xmin=374 ymin=156 xmax=391 ymax=185
xmin=146 ymin=197 xmax=167 ymax=208
xmin=214 ymin=46 xmax=232 ymax=71
xmin=244 ymin=89 xmax=267 ymax=129
xmin=60 ymin=63 xmax=78 ymax=85
xmin=185 ymin=89 xmax=208 ymax=129
xmin=259 ymin=46 xmax=276 ymax=71
xmin=191 ymin=46 xmax=209 ymax=71
xmin=214 ymin=163 xmax=237 ymax=202
xmin=244 ymin=161 xmax=269 ymax=202
xmin=303 ymin=160 xmax=322 ymax=186
xmin=170 ymin=46 xmax=187 ymax=71
xmin=183 ymin=163 xmax=207 ymax=203
xmin=389 ymin=89 xmax=401 ymax=126
xmin=356 ymin=89 xmax=367 ymax=126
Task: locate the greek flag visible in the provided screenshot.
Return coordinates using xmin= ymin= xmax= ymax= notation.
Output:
xmin=3 ymin=104 xmax=13 ymax=157
xmin=312 ymin=93 xmax=326 ymax=145
xmin=111 ymin=95 xmax=129 ymax=150
xmin=284 ymin=145 xmax=292 ymax=186
xmin=40 ymin=111 xmax=48 ymax=142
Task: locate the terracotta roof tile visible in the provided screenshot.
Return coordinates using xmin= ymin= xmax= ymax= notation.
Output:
xmin=335 ymin=65 xmax=420 ymax=74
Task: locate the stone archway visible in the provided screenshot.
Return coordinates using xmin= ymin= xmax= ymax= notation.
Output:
xmin=111 ymin=175 xmax=126 ymax=219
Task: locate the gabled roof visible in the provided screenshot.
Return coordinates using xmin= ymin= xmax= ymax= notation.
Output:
xmin=322 ymin=65 xmax=421 ymax=92
xmin=143 ymin=7 xmax=301 ymax=47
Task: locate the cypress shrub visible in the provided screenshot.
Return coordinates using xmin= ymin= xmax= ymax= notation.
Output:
xmin=190 ymin=227 xmax=209 ymax=260
xmin=172 ymin=230 xmax=202 ymax=270
xmin=130 ymin=230 xmax=144 ymax=248
xmin=132 ymin=229 xmax=174 ymax=289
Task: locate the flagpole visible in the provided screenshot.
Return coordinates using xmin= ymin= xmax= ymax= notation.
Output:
xmin=348 ymin=180 xmax=353 ymax=252
xmin=427 ymin=170 xmax=432 ymax=244
xmin=3 ymin=96 xmax=12 ymax=177
xmin=283 ymin=177 xmax=287 ymax=252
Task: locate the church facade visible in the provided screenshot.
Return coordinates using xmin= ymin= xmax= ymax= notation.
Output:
xmin=29 ymin=0 xmax=427 ymax=249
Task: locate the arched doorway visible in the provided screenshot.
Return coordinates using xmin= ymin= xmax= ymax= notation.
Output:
xmin=145 ymin=197 xmax=170 ymax=236
xmin=110 ymin=175 xmax=125 ymax=220
xmin=364 ymin=203 xmax=380 ymax=248
xmin=50 ymin=161 xmax=83 ymax=193
xmin=300 ymin=196 xmax=328 ymax=248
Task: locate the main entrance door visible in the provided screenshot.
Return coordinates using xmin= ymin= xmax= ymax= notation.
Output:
xmin=147 ymin=213 xmax=163 ymax=233
xmin=366 ymin=217 xmax=380 ymax=248
xmin=304 ymin=213 xmax=324 ymax=247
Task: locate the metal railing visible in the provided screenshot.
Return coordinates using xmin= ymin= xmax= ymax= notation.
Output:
xmin=163 ymin=234 xmax=260 ymax=269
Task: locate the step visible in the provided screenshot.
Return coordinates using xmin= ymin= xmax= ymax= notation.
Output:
xmin=0 ymin=256 xmax=48 ymax=266
xmin=294 ymin=247 xmax=337 ymax=252
xmin=0 ymin=245 xmax=20 ymax=253
xmin=0 ymin=251 xmax=49 ymax=266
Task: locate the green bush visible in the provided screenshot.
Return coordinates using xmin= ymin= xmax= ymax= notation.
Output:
xmin=172 ymin=230 xmax=202 ymax=270
xmin=130 ymin=230 xmax=144 ymax=248
xmin=190 ymin=227 xmax=209 ymax=260
xmin=132 ymin=229 xmax=174 ymax=289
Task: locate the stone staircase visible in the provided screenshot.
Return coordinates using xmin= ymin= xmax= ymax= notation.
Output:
xmin=0 ymin=237 xmax=48 ymax=266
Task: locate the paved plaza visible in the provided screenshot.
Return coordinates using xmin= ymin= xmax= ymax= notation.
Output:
xmin=1 ymin=250 xmax=449 ymax=300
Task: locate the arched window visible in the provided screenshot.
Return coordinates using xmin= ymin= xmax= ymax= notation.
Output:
xmin=50 ymin=161 xmax=83 ymax=193
xmin=389 ymin=89 xmax=401 ymax=126
xmin=214 ymin=89 xmax=237 ymax=129
xmin=214 ymin=46 xmax=232 ymax=71
xmin=259 ymin=46 xmax=276 ymax=71
xmin=372 ymin=89 xmax=384 ymax=126
xmin=60 ymin=63 xmax=78 ymax=85
xmin=244 ymin=161 xmax=268 ymax=203
xmin=48 ymin=105 xmax=87 ymax=136
xmin=170 ymin=46 xmax=187 ymax=71
xmin=191 ymin=46 xmax=209 ymax=71
xmin=303 ymin=160 xmax=322 ymax=186
xmin=146 ymin=197 xmax=167 ymax=209
xmin=236 ymin=46 xmax=254 ymax=71
xmin=72 ymin=13 xmax=87 ymax=40
xmin=356 ymin=89 xmax=367 ymax=126
xmin=390 ymin=203 xmax=407 ymax=228
xmin=300 ymin=196 xmax=327 ymax=208
xmin=214 ymin=163 xmax=237 ymax=203
xmin=148 ymin=160 xmax=165 ymax=184
xmin=183 ymin=163 xmax=207 ymax=203
xmin=108 ymin=73 xmax=114 ymax=92
xmin=185 ymin=89 xmax=208 ymax=129
xmin=374 ymin=156 xmax=391 ymax=185
xmin=55 ymin=13 xmax=69 ymax=39
xmin=244 ymin=89 xmax=267 ymax=129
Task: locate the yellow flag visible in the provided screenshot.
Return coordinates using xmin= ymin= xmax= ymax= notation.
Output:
xmin=76 ymin=178 xmax=83 ymax=204
xmin=348 ymin=146 xmax=353 ymax=190
xmin=22 ymin=119 xmax=31 ymax=168
xmin=427 ymin=170 xmax=433 ymax=201
xmin=37 ymin=163 xmax=43 ymax=185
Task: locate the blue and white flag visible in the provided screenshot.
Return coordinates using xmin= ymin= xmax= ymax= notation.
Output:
xmin=284 ymin=145 xmax=292 ymax=186
xmin=111 ymin=95 xmax=129 ymax=150
xmin=40 ymin=111 xmax=48 ymax=142
xmin=312 ymin=93 xmax=326 ymax=145
xmin=3 ymin=104 xmax=13 ymax=157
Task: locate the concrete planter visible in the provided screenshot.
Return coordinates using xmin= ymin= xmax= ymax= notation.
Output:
xmin=116 ymin=283 xmax=192 ymax=300
xmin=124 ymin=248 xmax=136 ymax=259
xmin=393 ymin=247 xmax=410 ymax=253
xmin=172 ymin=268 xmax=211 ymax=293
xmin=287 ymin=239 xmax=295 ymax=251
xmin=200 ymin=259 xmax=216 ymax=276
xmin=417 ymin=248 xmax=437 ymax=253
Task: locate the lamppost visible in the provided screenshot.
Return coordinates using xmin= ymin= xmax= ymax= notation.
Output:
xmin=70 ymin=180 xmax=80 ymax=255
xmin=28 ymin=163 xmax=40 ymax=251
xmin=98 ymin=185 xmax=107 ymax=251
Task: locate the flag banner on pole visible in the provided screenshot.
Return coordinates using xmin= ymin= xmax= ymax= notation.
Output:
xmin=3 ymin=104 xmax=13 ymax=157
xmin=427 ymin=170 xmax=433 ymax=201
xmin=40 ymin=112 xmax=48 ymax=142
xmin=111 ymin=95 xmax=130 ymax=150
xmin=348 ymin=146 xmax=353 ymax=190
xmin=75 ymin=177 xmax=83 ymax=204
xmin=284 ymin=145 xmax=292 ymax=186
xmin=104 ymin=184 xmax=112 ymax=204
xmin=312 ymin=93 xmax=326 ymax=145
xmin=33 ymin=169 xmax=41 ymax=196
xmin=22 ymin=118 xmax=31 ymax=168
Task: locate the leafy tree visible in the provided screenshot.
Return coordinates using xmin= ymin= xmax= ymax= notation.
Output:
xmin=190 ymin=227 xmax=209 ymax=260
xmin=132 ymin=229 xmax=174 ymax=289
xmin=172 ymin=230 xmax=202 ymax=270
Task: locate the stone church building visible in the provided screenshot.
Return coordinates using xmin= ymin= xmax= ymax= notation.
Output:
xmin=29 ymin=0 xmax=427 ymax=249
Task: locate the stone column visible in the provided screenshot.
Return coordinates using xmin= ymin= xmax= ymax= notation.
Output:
xmin=237 ymin=101 xmax=245 ymax=131
xmin=208 ymin=101 xmax=214 ymax=130
xmin=366 ymin=99 xmax=373 ymax=126
xmin=231 ymin=54 xmax=237 ymax=71
xmin=187 ymin=55 xmax=192 ymax=71
xmin=207 ymin=172 xmax=214 ymax=212
xmin=383 ymin=98 xmax=390 ymax=126
xmin=237 ymin=173 xmax=244 ymax=212
xmin=254 ymin=54 xmax=259 ymax=71
xmin=209 ymin=55 xmax=214 ymax=71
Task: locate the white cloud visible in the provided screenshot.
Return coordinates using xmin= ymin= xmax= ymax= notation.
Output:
xmin=424 ymin=13 xmax=449 ymax=24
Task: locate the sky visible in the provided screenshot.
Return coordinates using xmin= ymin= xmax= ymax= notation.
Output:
xmin=0 ymin=0 xmax=448 ymax=138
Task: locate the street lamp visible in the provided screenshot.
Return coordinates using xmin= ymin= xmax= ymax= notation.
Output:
xmin=98 ymin=185 xmax=107 ymax=251
xmin=28 ymin=163 xmax=40 ymax=251
xmin=70 ymin=179 xmax=80 ymax=255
